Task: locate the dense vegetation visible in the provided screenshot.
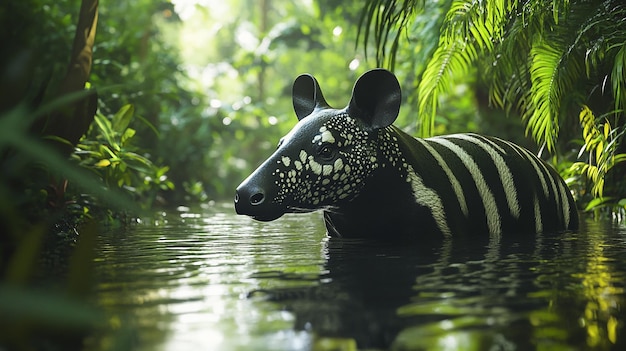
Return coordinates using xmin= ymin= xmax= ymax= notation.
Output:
xmin=0 ymin=0 xmax=625 ymax=349
xmin=358 ymin=0 xmax=626 ymax=214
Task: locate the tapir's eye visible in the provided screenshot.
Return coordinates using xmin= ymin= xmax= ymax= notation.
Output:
xmin=318 ymin=143 xmax=337 ymax=161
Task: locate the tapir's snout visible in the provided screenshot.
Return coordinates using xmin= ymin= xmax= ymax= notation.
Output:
xmin=234 ymin=171 xmax=284 ymax=222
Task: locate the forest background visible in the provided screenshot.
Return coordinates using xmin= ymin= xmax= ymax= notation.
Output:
xmin=2 ymin=0 xmax=625 ymax=225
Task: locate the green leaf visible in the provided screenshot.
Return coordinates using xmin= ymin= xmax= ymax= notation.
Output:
xmin=0 ymin=284 xmax=104 ymax=328
xmin=4 ymin=225 xmax=46 ymax=284
xmin=611 ymin=43 xmax=626 ymax=113
xmin=135 ymin=114 xmax=160 ymax=138
xmin=123 ymin=152 xmax=155 ymax=173
xmin=42 ymin=135 xmax=74 ymax=147
xmin=94 ymin=112 xmax=117 ymax=147
xmin=112 ymin=104 xmax=134 ymax=134
xmin=100 ymin=144 xmax=117 ymax=158
xmin=0 ymin=114 xmax=139 ymax=212
xmin=583 ymin=197 xmax=615 ymax=211
xmin=120 ymin=128 xmax=136 ymax=147
xmin=156 ymin=165 xmax=170 ymax=178
xmin=95 ymin=159 xmax=111 ymax=167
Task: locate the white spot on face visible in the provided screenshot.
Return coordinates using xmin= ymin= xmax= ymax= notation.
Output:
xmin=321 ymin=130 xmax=335 ymax=144
xmin=300 ymin=150 xmax=308 ymax=163
xmin=281 ymin=156 xmax=291 ymax=167
xmin=270 ymin=113 xmax=374 ymax=208
xmin=310 ymin=159 xmax=322 ymax=175
xmin=334 ymin=158 xmax=343 ymax=171
xmin=322 ymin=165 xmax=333 ymax=176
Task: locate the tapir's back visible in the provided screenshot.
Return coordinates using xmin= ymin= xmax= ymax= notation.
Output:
xmin=395 ymin=130 xmax=578 ymax=236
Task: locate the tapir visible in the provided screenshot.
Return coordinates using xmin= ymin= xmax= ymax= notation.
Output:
xmin=235 ymin=69 xmax=578 ymax=239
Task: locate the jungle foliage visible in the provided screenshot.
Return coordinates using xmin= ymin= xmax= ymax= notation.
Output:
xmin=358 ymin=0 xmax=626 ymax=216
xmin=0 ymin=1 xmax=383 ymax=348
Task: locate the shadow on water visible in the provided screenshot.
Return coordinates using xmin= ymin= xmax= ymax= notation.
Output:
xmin=251 ymin=220 xmax=626 ymax=350
xmin=88 ymin=205 xmax=626 ymax=350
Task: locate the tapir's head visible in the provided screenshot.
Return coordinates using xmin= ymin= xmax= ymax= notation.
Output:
xmin=234 ymin=69 xmax=401 ymax=221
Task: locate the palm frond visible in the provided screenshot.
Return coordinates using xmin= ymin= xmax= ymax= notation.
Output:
xmin=526 ymin=42 xmax=564 ymax=151
xmin=611 ymin=42 xmax=626 ymax=114
xmin=551 ymin=0 xmax=570 ymax=24
xmin=487 ymin=12 xmax=533 ymax=113
xmin=417 ymin=39 xmax=477 ymax=136
xmin=416 ymin=0 xmax=516 ymax=136
xmin=357 ymin=0 xmax=626 ymax=158
xmin=444 ymin=0 xmax=512 ymax=50
xmin=356 ymin=0 xmax=424 ymax=68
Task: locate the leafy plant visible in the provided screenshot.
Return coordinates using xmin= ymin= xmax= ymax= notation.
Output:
xmin=357 ymin=0 xmax=626 ymax=147
xmin=0 ymin=100 xmax=139 ymax=350
xmin=356 ymin=0 xmax=626 ymax=214
xmin=569 ymin=106 xmax=626 ymax=213
xmin=75 ymin=104 xmax=174 ymax=206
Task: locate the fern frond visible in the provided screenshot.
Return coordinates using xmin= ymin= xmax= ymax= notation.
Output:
xmin=551 ymin=0 xmax=570 ymax=24
xmin=444 ymin=0 xmax=512 ymax=51
xmin=524 ymin=4 xmax=588 ymax=151
xmin=416 ymin=0 xmax=514 ymax=137
xmin=526 ymin=41 xmax=564 ymax=150
xmin=417 ymin=39 xmax=477 ymax=136
xmin=356 ymin=0 xmax=424 ymax=68
xmin=612 ymin=42 xmax=626 ymax=114
xmin=487 ymin=11 xmax=533 ymax=112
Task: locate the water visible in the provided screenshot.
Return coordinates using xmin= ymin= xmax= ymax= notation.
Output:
xmin=88 ymin=203 xmax=626 ymax=350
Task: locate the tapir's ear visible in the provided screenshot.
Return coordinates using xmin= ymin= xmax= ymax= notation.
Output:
xmin=292 ymin=74 xmax=330 ymax=120
xmin=347 ymin=69 xmax=401 ymax=130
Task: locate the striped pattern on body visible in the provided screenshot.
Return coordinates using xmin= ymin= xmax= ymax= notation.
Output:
xmin=395 ymin=131 xmax=575 ymax=238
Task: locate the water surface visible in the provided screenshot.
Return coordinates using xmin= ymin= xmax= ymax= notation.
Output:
xmin=88 ymin=203 xmax=626 ymax=350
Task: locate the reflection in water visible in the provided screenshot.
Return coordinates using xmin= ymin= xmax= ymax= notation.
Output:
xmin=89 ymin=205 xmax=327 ymax=350
xmin=571 ymin=222 xmax=625 ymax=349
xmin=88 ymin=205 xmax=626 ymax=350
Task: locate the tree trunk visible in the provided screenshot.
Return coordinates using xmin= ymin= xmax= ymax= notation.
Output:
xmin=41 ymin=0 xmax=99 ymax=156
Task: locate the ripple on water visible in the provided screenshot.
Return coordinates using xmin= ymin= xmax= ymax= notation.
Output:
xmin=89 ymin=209 xmax=626 ymax=351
